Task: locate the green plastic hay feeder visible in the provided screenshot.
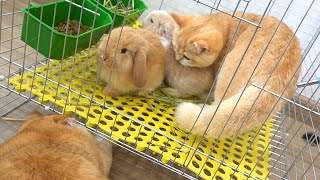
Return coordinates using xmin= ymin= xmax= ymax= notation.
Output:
xmin=20 ymin=0 xmax=112 ymax=60
xmin=90 ymin=0 xmax=147 ymax=27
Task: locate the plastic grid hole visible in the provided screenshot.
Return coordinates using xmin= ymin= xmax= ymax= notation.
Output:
xmin=8 ymin=45 xmax=273 ymax=180
xmin=185 ymin=120 xmax=273 ymax=180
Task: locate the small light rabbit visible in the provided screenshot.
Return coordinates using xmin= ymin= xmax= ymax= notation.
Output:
xmin=97 ymin=27 xmax=166 ymax=96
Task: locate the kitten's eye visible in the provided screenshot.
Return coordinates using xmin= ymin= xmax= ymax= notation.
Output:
xmin=183 ymin=54 xmax=190 ymax=60
xmin=121 ymin=48 xmax=127 ymax=54
xmin=150 ymin=18 xmax=154 ymax=23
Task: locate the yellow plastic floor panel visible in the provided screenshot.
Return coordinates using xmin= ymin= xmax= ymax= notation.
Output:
xmin=9 ymin=46 xmax=273 ymax=180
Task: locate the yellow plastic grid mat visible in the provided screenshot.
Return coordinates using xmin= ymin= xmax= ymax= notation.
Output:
xmin=9 ymin=46 xmax=273 ymax=180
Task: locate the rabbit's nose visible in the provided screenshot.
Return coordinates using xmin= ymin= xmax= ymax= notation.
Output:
xmin=101 ymin=54 xmax=110 ymax=62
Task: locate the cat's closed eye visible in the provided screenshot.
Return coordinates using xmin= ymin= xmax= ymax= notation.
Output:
xmin=183 ymin=54 xmax=190 ymax=60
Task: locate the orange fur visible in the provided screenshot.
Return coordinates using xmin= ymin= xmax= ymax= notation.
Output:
xmin=173 ymin=13 xmax=302 ymax=138
xmin=145 ymin=11 xmax=223 ymax=99
xmin=97 ymin=27 xmax=166 ymax=96
xmin=163 ymin=47 xmax=217 ymax=99
xmin=0 ymin=112 xmax=112 ymax=179
xmin=173 ymin=27 xmax=225 ymax=67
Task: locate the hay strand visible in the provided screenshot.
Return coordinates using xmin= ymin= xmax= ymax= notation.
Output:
xmin=0 ymin=117 xmax=25 ymax=121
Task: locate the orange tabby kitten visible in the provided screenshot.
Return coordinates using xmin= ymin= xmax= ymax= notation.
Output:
xmin=170 ymin=13 xmax=301 ymax=138
xmin=0 ymin=112 xmax=112 ymax=180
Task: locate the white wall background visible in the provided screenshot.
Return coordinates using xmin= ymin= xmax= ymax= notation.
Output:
xmin=141 ymin=0 xmax=320 ymax=103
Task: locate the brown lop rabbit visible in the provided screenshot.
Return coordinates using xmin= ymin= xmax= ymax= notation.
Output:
xmin=97 ymin=27 xmax=167 ymax=96
xmin=0 ymin=112 xmax=112 ymax=180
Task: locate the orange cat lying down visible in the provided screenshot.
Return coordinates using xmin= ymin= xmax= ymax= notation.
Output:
xmin=171 ymin=12 xmax=302 ymax=138
xmin=147 ymin=11 xmax=302 ymax=138
xmin=0 ymin=112 xmax=112 ymax=180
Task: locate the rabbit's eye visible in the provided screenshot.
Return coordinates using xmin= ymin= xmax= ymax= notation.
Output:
xmin=121 ymin=48 xmax=127 ymax=54
xmin=150 ymin=18 xmax=154 ymax=23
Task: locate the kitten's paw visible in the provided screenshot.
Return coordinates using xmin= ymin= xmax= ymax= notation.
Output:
xmin=103 ymin=87 xmax=119 ymax=97
xmin=197 ymin=103 xmax=208 ymax=108
xmin=198 ymin=93 xmax=214 ymax=102
xmin=158 ymin=21 xmax=178 ymax=41
xmin=144 ymin=10 xmax=179 ymax=41
xmin=137 ymin=89 xmax=152 ymax=96
xmin=161 ymin=87 xmax=182 ymax=97
xmin=161 ymin=87 xmax=192 ymax=98
xmin=160 ymin=37 xmax=171 ymax=48
xmin=174 ymin=102 xmax=207 ymax=135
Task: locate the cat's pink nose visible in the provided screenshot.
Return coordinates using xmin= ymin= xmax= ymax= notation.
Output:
xmin=175 ymin=55 xmax=182 ymax=61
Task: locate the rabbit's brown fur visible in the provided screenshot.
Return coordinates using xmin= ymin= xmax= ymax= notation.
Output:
xmin=97 ymin=27 xmax=166 ymax=96
xmin=0 ymin=112 xmax=112 ymax=180
xmin=171 ymin=13 xmax=301 ymax=138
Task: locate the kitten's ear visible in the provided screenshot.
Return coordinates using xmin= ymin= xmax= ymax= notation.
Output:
xmin=53 ymin=116 xmax=78 ymax=127
xmin=170 ymin=13 xmax=192 ymax=27
xmin=30 ymin=111 xmax=43 ymax=118
xmin=59 ymin=118 xmax=78 ymax=127
xmin=19 ymin=111 xmax=43 ymax=132
xmin=193 ymin=40 xmax=209 ymax=53
xmin=191 ymin=30 xmax=224 ymax=53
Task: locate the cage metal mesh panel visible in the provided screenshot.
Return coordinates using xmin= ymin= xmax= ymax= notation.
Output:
xmin=8 ymin=45 xmax=276 ymax=179
xmin=1 ymin=0 xmax=319 ymax=180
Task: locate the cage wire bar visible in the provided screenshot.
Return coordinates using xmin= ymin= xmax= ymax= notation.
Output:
xmin=0 ymin=0 xmax=320 ymax=180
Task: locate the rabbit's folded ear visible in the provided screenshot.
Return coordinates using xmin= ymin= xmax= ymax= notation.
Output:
xmin=132 ymin=49 xmax=147 ymax=88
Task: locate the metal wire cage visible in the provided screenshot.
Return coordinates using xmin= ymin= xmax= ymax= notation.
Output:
xmin=0 ymin=0 xmax=319 ymax=179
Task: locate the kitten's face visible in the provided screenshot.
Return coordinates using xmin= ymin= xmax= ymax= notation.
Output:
xmin=172 ymin=28 xmax=223 ymax=68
